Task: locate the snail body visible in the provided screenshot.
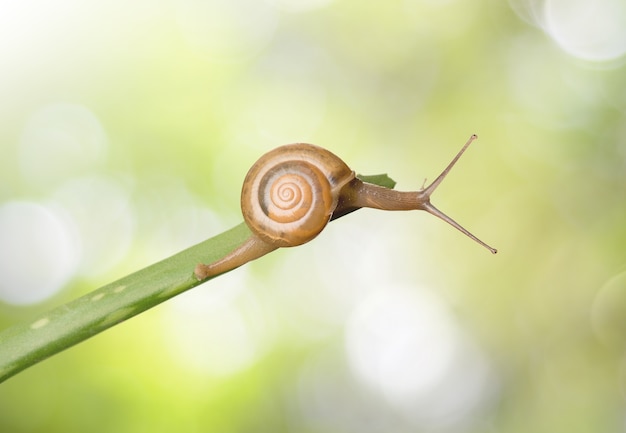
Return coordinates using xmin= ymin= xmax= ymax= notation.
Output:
xmin=194 ymin=136 xmax=496 ymax=281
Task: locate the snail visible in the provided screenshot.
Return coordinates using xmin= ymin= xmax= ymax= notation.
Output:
xmin=195 ymin=134 xmax=496 ymax=280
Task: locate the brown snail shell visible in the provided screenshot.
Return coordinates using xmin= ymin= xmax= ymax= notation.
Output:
xmin=241 ymin=143 xmax=355 ymax=247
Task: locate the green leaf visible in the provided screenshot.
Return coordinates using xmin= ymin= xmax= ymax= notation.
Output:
xmin=357 ymin=173 xmax=396 ymax=189
xmin=0 ymin=174 xmax=396 ymax=383
xmin=0 ymin=223 xmax=251 ymax=383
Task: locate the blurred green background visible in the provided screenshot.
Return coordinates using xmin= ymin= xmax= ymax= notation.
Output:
xmin=1 ymin=0 xmax=626 ymax=431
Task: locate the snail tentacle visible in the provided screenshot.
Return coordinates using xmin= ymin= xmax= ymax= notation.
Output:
xmin=335 ymin=135 xmax=496 ymax=254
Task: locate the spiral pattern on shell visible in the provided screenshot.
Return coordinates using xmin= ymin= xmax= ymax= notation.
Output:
xmin=241 ymin=144 xmax=355 ymax=248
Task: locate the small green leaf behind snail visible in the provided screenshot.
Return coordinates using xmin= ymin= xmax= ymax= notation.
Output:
xmin=195 ymin=135 xmax=496 ymax=281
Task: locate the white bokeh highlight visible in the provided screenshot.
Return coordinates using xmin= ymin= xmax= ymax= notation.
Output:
xmin=544 ymin=0 xmax=626 ymax=62
xmin=509 ymin=0 xmax=626 ymax=63
xmin=0 ymin=201 xmax=79 ymax=305
xmin=19 ymin=103 xmax=108 ymax=189
xmin=345 ymin=284 xmax=496 ymax=428
xmin=50 ymin=175 xmax=135 ymax=278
